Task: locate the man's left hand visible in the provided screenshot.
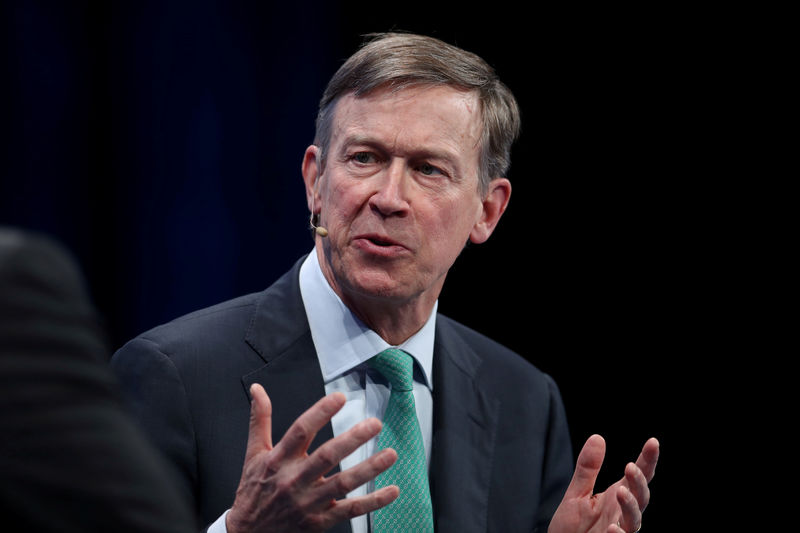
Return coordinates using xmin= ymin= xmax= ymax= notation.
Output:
xmin=549 ymin=434 xmax=660 ymax=533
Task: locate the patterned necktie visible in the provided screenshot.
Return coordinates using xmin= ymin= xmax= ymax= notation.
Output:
xmin=369 ymin=348 xmax=434 ymax=532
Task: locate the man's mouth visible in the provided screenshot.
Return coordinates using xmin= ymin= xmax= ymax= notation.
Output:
xmin=354 ymin=234 xmax=409 ymax=256
xmin=368 ymin=236 xmax=395 ymax=247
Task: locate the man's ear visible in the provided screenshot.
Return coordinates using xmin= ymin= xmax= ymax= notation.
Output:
xmin=469 ymin=178 xmax=512 ymax=244
xmin=301 ymin=145 xmax=322 ymax=213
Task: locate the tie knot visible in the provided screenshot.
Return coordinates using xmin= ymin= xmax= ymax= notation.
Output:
xmin=369 ymin=348 xmax=414 ymax=391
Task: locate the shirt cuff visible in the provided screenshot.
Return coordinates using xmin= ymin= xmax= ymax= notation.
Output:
xmin=206 ymin=509 xmax=230 ymax=533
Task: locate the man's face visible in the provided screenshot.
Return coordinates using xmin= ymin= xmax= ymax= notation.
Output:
xmin=303 ymin=85 xmax=508 ymax=313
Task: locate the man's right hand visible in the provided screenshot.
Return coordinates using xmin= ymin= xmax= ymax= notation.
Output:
xmin=226 ymin=383 xmax=399 ymax=533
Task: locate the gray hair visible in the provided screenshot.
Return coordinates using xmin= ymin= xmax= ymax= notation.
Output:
xmin=314 ymin=32 xmax=521 ymax=194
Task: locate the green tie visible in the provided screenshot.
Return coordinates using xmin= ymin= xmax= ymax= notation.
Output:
xmin=369 ymin=348 xmax=434 ymax=532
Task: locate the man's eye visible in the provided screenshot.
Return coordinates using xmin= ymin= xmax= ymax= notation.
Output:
xmin=352 ymin=152 xmax=374 ymax=164
xmin=419 ymin=163 xmax=442 ymax=176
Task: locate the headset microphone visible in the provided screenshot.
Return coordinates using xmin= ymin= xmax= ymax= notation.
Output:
xmin=309 ymin=182 xmax=328 ymax=237
xmin=309 ymin=212 xmax=328 ymax=237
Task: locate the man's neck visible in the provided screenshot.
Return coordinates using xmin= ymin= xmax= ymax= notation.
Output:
xmin=315 ymin=248 xmax=440 ymax=346
xmin=341 ymin=292 xmax=437 ymax=346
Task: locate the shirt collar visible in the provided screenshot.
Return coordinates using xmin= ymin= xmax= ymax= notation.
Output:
xmin=299 ymin=250 xmax=435 ymax=390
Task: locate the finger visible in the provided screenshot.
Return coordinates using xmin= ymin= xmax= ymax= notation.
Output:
xmin=322 ymin=485 xmax=400 ymax=528
xmin=624 ymin=462 xmax=650 ymax=511
xmin=313 ymin=447 xmax=398 ymax=504
xmin=272 ymin=392 xmax=347 ymax=461
xmin=634 ymin=437 xmax=660 ymax=483
xmin=299 ymin=417 xmax=384 ymax=485
xmin=607 ymin=524 xmax=625 ymax=533
xmin=563 ymin=434 xmax=606 ymax=499
xmin=245 ymin=383 xmax=273 ymax=462
xmin=616 ymin=485 xmax=642 ymax=533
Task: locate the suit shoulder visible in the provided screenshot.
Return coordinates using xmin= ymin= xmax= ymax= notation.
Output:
xmin=116 ymin=292 xmax=260 ymax=362
xmin=436 ymin=313 xmax=553 ymax=385
xmin=169 ymin=292 xmax=260 ymax=324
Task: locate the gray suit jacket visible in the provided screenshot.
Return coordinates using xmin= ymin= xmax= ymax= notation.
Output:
xmin=111 ymin=257 xmax=573 ymax=532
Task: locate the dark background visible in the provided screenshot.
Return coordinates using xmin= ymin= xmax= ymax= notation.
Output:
xmin=2 ymin=2 xmax=736 ymax=530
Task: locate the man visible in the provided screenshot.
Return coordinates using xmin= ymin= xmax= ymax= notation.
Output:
xmin=111 ymin=33 xmax=659 ymax=532
xmin=0 ymin=227 xmax=196 ymax=532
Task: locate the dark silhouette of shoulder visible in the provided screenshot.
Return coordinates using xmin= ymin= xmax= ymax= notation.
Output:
xmin=0 ymin=227 xmax=197 ymax=533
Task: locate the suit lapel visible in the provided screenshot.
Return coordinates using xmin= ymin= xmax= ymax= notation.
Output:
xmin=241 ymin=333 xmax=336 ymax=458
xmin=238 ymin=258 xmax=351 ymax=533
xmin=430 ymin=319 xmax=499 ymax=533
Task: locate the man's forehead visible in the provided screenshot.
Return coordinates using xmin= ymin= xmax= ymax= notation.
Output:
xmin=330 ymin=85 xmax=483 ymax=148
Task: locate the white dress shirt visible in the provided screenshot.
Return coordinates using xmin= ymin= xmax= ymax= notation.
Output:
xmin=208 ymin=250 xmax=435 ymax=533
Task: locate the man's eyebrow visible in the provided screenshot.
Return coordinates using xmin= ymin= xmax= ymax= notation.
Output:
xmin=340 ymin=134 xmax=459 ymax=163
xmin=337 ymin=135 xmax=390 ymax=155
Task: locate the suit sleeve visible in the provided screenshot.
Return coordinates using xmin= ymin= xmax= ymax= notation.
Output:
xmin=110 ymin=336 xmax=200 ymax=522
xmin=533 ymin=374 xmax=574 ymax=532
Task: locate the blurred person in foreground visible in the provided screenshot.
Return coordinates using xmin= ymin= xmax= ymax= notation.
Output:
xmin=0 ymin=227 xmax=196 ymax=532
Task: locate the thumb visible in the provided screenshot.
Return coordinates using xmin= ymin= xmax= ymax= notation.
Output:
xmin=245 ymin=383 xmax=273 ymax=462
xmin=563 ymin=434 xmax=606 ymax=499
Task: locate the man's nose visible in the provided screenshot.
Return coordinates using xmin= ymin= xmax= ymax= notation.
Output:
xmin=369 ymin=160 xmax=410 ymax=217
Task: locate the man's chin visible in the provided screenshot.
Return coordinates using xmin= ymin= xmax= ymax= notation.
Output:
xmin=344 ymin=273 xmax=414 ymax=303
xmin=322 ymin=250 xmax=438 ymax=308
